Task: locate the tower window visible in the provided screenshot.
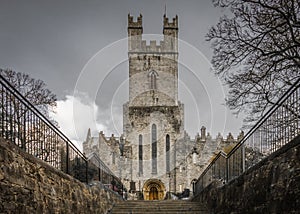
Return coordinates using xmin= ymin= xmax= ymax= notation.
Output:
xmin=139 ymin=134 xmax=143 ymax=175
xmin=152 ymin=124 xmax=157 ymax=174
xmin=112 ymin=152 xmax=115 ymax=164
xmin=148 ymin=70 xmax=158 ymax=90
xmin=166 ymin=134 xmax=170 ymax=173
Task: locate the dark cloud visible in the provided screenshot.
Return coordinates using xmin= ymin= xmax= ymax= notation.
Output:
xmin=0 ymin=0 xmax=243 ymax=140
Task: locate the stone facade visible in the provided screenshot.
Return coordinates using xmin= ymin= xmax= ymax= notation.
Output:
xmin=0 ymin=138 xmax=122 ymax=214
xmin=83 ymin=14 xmax=242 ymax=200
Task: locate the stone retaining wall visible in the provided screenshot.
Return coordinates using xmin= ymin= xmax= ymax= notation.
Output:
xmin=192 ymin=135 xmax=300 ymax=213
xmin=0 ymin=139 xmax=122 ymax=214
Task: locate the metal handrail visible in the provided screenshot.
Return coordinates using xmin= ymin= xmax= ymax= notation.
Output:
xmin=0 ymin=73 xmax=124 ymax=190
xmin=0 ymin=74 xmax=82 ymax=156
xmin=195 ymin=78 xmax=300 ymax=195
xmin=228 ymin=78 xmax=300 ymax=157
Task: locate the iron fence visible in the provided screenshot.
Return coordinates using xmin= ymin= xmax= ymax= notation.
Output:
xmin=0 ymin=74 xmax=123 ymax=191
xmin=195 ymin=78 xmax=300 ymax=195
xmin=87 ymin=153 xmax=125 ymax=193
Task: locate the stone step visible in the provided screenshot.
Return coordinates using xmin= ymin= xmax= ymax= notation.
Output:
xmin=113 ymin=201 xmax=202 ymax=205
xmin=111 ymin=207 xmax=206 ymax=210
xmin=109 ymin=200 xmax=209 ymax=214
xmin=110 ymin=210 xmax=209 ymax=213
xmin=114 ymin=203 xmax=203 ymax=206
xmin=111 ymin=209 xmax=208 ymax=213
xmin=112 ymin=205 xmax=205 ymax=209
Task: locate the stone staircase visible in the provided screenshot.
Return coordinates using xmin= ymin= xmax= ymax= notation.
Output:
xmin=109 ymin=200 xmax=210 ymax=214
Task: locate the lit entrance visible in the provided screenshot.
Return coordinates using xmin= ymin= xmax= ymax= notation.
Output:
xmin=149 ymin=187 xmax=158 ymax=200
xmin=142 ymin=179 xmax=166 ymax=200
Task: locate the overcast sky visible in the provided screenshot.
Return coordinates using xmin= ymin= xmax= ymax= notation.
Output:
xmin=0 ymin=0 xmax=244 ymax=149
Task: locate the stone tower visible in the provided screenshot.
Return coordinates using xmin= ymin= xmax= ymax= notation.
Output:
xmin=123 ymin=13 xmax=184 ymax=200
xmin=82 ymin=13 xmax=241 ymax=201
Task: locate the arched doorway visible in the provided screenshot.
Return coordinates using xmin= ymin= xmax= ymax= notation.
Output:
xmin=149 ymin=187 xmax=158 ymax=200
xmin=142 ymin=179 xmax=166 ymax=200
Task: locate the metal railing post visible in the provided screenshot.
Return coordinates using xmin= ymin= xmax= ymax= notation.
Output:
xmin=242 ymin=143 xmax=245 ymax=173
xmin=226 ymin=158 xmax=229 ymax=183
xmin=0 ymin=74 xmax=125 ymax=188
xmin=86 ymin=160 xmax=88 ymax=184
xmin=194 ymin=78 xmax=300 ymax=192
xmin=66 ymin=142 xmax=69 ymax=175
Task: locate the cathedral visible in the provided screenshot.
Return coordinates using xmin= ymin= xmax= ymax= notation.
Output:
xmin=83 ymin=14 xmax=243 ymax=200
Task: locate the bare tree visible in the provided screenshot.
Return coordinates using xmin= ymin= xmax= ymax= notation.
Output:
xmin=0 ymin=68 xmax=58 ymax=156
xmin=0 ymin=69 xmax=56 ymax=116
xmin=207 ymin=0 xmax=300 ymax=124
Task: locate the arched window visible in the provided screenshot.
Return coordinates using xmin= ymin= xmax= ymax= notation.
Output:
xmin=166 ymin=134 xmax=170 ymax=172
xmin=148 ymin=70 xmax=158 ymax=90
xmin=152 ymin=124 xmax=157 ymax=174
xmin=139 ymin=134 xmax=143 ymax=175
xmin=112 ymin=152 xmax=115 ymax=164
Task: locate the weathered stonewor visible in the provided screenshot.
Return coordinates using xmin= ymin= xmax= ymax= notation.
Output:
xmin=0 ymin=138 xmax=122 ymax=214
xmin=192 ymin=135 xmax=300 ymax=213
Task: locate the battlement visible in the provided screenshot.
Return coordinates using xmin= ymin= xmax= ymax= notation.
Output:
xmin=138 ymin=40 xmax=163 ymax=52
xmin=194 ymin=127 xmax=244 ymax=143
xmin=128 ymin=14 xmax=143 ymax=28
xmin=131 ymin=39 xmax=176 ymax=52
xmin=128 ymin=13 xmax=178 ymax=53
xmin=163 ymin=14 xmax=178 ymax=29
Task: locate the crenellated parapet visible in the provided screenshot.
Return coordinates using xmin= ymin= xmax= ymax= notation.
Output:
xmin=163 ymin=14 xmax=178 ymax=29
xmin=128 ymin=13 xmax=178 ymax=53
xmin=128 ymin=14 xmax=143 ymax=29
xmin=194 ymin=126 xmax=244 ymax=145
xmin=82 ymin=129 xmax=122 ymax=156
xmin=140 ymin=40 xmax=163 ymax=52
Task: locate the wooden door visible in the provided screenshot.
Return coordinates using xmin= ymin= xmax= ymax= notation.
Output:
xmin=149 ymin=187 xmax=158 ymax=200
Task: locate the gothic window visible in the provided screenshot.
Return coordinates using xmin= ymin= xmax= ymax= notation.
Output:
xmin=139 ymin=134 xmax=143 ymax=175
xmin=148 ymin=70 xmax=158 ymax=90
xmin=112 ymin=152 xmax=115 ymax=164
xmin=166 ymin=134 xmax=170 ymax=173
xmin=152 ymin=124 xmax=157 ymax=174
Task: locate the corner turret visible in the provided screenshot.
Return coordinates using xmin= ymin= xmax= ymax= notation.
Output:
xmin=163 ymin=14 xmax=178 ymax=52
xmin=127 ymin=13 xmax=178 ymax=53
xmin=128 ymin=14 xmax=143 ymax=51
